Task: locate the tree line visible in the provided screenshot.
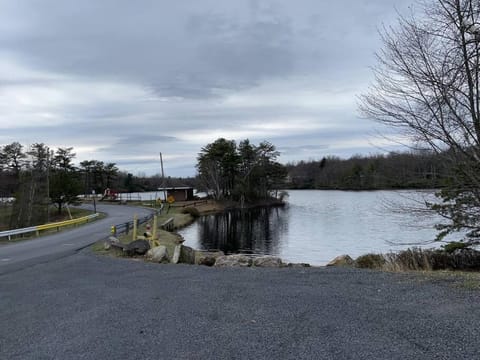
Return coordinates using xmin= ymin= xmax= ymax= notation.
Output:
xmin=285 ymin=151 xmax=450 ymax=190
xmin=0 ymin=142 xmax=198 ymax=230
xmin=0 ymin=142 xmax=123 ymax=229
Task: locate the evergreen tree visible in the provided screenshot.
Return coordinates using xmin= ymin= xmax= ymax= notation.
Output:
xmin=50 ymin=147 xmax=81 ymax=215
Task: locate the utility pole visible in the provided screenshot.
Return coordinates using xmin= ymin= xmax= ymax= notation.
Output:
xmin=160 ymin=152 xmax=167 ymax=202
xmin=46 ymin=150 xmax=50 ymax=223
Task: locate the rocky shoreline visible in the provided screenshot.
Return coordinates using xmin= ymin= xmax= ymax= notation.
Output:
xmin=102 ymin=200 xmax=480 ymax=272
xmin=104 ymin=236 xmax=311 ymax=268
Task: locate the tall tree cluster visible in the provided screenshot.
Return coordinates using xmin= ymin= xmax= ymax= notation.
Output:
xmin=360 ymin=0 xmax=480 ymax=244
xmin=196 ymin=138 xmax=287 ymax=202
xmin=78 ymin=160 xmax=119 ymax=195
xmin=0 ymin=142 xmax=120 ymax=229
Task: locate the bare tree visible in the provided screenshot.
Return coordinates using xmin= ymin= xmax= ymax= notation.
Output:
xmin=10 ymin=143 xmax=50 ymax=228
xmin=359 ymin=0 xmax=480 ymax=244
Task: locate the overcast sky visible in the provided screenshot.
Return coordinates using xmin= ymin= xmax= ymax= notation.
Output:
xmin=0 ymin=0 xmax=413 ymax=176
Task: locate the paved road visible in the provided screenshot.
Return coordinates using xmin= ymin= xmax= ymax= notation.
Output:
xmin=0 ymin=204 xmax=153 ymax=275
xmin=1 ymin=250 xmax=479 ymax=359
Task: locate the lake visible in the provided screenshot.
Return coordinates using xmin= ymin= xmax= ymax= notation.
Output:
xmin=178 ymin=190 xmax=448 ymax=266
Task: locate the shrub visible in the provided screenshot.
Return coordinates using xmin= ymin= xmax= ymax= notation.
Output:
xmin=355 ymin=254 xmax=386 ymax=269
xmin=442 ymin=241 xmax=469 ymax=254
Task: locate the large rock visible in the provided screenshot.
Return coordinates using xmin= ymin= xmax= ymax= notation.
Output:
xmin=195 ymin=251 xmax=225 ymax=266
xmin=172 ymin=245 xmax=195 ymax=264
xmin=214 ymin=254 xmax=252 ymax=267
xmin=103 ymin=236 xmax=120 ymax=250
xmin=146 ymin=246 xmax=169 ymax=263
xmin=252 ymin=256 xmax=284 ymax=268
xmin=124 ymin=239 xmax=150 ymax=256
xmin=326 ymin=255 xmax=354 ymax=267
xmin=109 ymin=236 xmax=120 ymax=244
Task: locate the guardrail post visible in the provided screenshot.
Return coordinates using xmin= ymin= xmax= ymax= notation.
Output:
xmin=132 ymin=214 xmax=138 ymax=241
xmin=152 ymin=214 xmax=158 ymax=240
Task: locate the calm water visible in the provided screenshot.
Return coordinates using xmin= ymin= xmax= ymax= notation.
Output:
xmin=178 ymin=190 xmax=446 ymax=265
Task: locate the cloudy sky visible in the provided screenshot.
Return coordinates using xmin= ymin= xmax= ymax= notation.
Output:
xmin=0 ymin=0 xmax=413 ymax=176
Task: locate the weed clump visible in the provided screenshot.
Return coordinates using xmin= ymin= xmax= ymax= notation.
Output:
xmin=384 ymin=248 xmax=433 ymax=271
xmin=355 ymin=254 xmax=386 ymax=269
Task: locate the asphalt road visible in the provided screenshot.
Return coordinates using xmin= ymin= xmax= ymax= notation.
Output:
xmin=1 ymin=249 xmax=479 ymax=359
xmin=0 ymin=204 xmax=154 ymax=275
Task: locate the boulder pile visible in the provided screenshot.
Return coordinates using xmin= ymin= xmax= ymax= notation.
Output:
xmin=105 ymin=237 xmax=311 ymax=268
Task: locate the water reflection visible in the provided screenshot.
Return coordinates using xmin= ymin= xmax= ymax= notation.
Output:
xmin=194 ymin=207 xmax=289 ymax=256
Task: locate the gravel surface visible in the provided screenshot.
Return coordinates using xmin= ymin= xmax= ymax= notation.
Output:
xmin=1 ymin=251 xmax=479 ymax=360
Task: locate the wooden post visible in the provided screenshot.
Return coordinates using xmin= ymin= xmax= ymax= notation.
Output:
xmin=152 ymin=214 xmax=158 ymax=241
xmin=132 ymin=214 xmax=138 ymax=241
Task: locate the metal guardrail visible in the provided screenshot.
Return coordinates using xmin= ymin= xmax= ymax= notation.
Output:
xmin=1 ymin=203 xmax=164 ymax=242
xmin=0 ymin=213 xmax=99 ymax=241
xmin=36 ymin=214 xmax=99 ymax=231
xmin=160 ymin=218 xmax=175 ymax=231
xmin=110 ymin=204 xmax=164 ymax=237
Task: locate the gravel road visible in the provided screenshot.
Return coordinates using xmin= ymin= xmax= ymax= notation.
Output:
xmin=1 ymin=250 xmax=479 ymax=360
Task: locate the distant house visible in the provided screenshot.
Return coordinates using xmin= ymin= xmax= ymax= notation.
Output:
xmin=158 ymin=186 xmax=194 ymax=202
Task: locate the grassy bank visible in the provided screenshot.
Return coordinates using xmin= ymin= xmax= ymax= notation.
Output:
xmin=0 ymin=206 xmax=11 ymax=231
xmin=415 ymin=270 xmax=480 ymax=290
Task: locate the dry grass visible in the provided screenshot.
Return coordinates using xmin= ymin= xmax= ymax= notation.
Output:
xmin=352 ymin=248 xmax=480 ymax=291
xmin=354 ymin=248 xmax=480 ymax=273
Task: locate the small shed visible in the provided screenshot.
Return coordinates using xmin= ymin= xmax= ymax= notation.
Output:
xmin=158 ymin=187 xmax=194 ymax=202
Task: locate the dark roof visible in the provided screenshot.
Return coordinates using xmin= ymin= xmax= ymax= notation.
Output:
xmin=157 ymin=186 xmax=193 ymax=191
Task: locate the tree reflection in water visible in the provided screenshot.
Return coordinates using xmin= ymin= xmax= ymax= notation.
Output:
xmin=196 ymin=207 xmax=289 ymax=255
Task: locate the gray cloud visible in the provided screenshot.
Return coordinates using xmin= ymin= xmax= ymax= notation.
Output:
xmin=0 ymin=0 xmax=413 ymax=176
